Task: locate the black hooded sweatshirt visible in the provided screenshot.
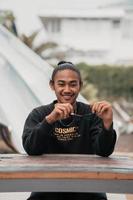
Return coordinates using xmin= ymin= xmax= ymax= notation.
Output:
xmin=22 ymin=101 xmax=117 ymax=200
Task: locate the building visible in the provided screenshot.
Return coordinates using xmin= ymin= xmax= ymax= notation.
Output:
xmin=39 ymin=8 xmax=133 ymax=65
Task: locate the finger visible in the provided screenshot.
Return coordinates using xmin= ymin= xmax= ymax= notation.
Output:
xmin=63 ymin=104 xmax=71 ymax=115
xmin=91 ymin=102 xmax=100 ymax=113
xmin=100 ymin=105 xmax=111 ymax=114
xmin=55 ymin=103 xmax=74 ymax=117
xmin=54 ymin=104 xmax=66 ymax=118
xmin=91 ymin=101 xmax=109 ymax=113
xmin=67 ymin=103 xmax=74 ymax=114
xmin=57 ymin=109 xmax=64 ymax=119
xmin=96 ymin=103 xmax=108 ymax=114
xmin=51 ymin=108 xmax=64 ymax=120
xmin=61 ymin=103 xmax=74 ymax=115
xmin=58 ymin=106 xmax=68 ymax=118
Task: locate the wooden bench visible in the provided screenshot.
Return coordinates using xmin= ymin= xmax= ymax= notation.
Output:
xmin=0 ymin=153 xmax=133 ymax=196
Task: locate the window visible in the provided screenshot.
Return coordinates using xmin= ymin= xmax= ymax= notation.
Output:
xmin=112 ymin=19 xmax=120 ymax=28
xmin=44 ymin=18 xmax=61 ymax=33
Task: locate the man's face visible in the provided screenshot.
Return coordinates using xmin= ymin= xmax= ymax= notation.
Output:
xmin=50 ymin=69 xmax=81 ymax=105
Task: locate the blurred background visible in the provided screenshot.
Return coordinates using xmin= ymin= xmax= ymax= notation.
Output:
xmin=0 ymin=0 xmax=133 ymax=199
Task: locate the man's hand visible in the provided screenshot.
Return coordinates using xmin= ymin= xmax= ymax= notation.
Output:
xmin=45 ymin=103 xmax=74 ymax=124
xmin=91 ymin=101 xmax=113 ymax=130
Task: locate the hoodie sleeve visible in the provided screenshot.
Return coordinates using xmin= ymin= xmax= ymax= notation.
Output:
xmin=90 ymin=115 xmax=117 ymax=157
xmin=22 ymin=108 xmax=53 ymax=155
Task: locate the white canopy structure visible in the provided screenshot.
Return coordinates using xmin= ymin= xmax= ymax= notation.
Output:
xmin=0 ymin=25 xmax=56 ymax=152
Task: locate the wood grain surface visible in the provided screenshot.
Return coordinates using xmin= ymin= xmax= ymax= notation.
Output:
xmin=0 ymin=153 xmax=133 ymax=180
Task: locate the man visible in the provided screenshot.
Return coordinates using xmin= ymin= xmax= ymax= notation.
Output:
xmin=22 ymin=61 xmax=117 ymax=200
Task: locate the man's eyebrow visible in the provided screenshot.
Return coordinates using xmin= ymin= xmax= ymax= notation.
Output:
xmin=70 ymin=80 xmax=78 ymax=83
xmin=57 ymin=80 xmax=65 ymax=83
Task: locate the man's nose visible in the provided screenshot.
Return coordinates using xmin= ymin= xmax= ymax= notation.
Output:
xmin=64 ymin=85 xmax=71 ymax=92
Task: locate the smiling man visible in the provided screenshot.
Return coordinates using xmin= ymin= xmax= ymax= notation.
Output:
xmin=22 ymin=61 xmax=117 ymax=200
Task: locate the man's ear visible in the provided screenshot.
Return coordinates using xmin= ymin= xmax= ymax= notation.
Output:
xmin=49 ymin=80 xmax=55 ymax=91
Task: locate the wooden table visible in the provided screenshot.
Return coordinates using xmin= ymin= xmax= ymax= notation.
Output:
xmin=0 ymin=153 xmax=133 ymax=193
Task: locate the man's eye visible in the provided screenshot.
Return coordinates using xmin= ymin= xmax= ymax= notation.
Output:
xmin=58 ymin=83 xmax=64 ymax=86
xmin=70 ymin=83 xmax=78 ymax=87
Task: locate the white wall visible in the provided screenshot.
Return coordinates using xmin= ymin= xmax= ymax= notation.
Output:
xmin=50 ymin=18 xmax=122 ymax=52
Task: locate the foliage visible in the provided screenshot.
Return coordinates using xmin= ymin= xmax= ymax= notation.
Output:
xmin=20 ymin=31 xmax=57 ymax=55
xmin=77 ymin=63 xmax=133 ymax=101
xmin=81 ymin=83 xmax=98 ymax=102
xmin=0 ymin=10 xmax=17 ymax=36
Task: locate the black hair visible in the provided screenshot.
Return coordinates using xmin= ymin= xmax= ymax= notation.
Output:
xmin=51 ymin=61 xmax=82 ymax=85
